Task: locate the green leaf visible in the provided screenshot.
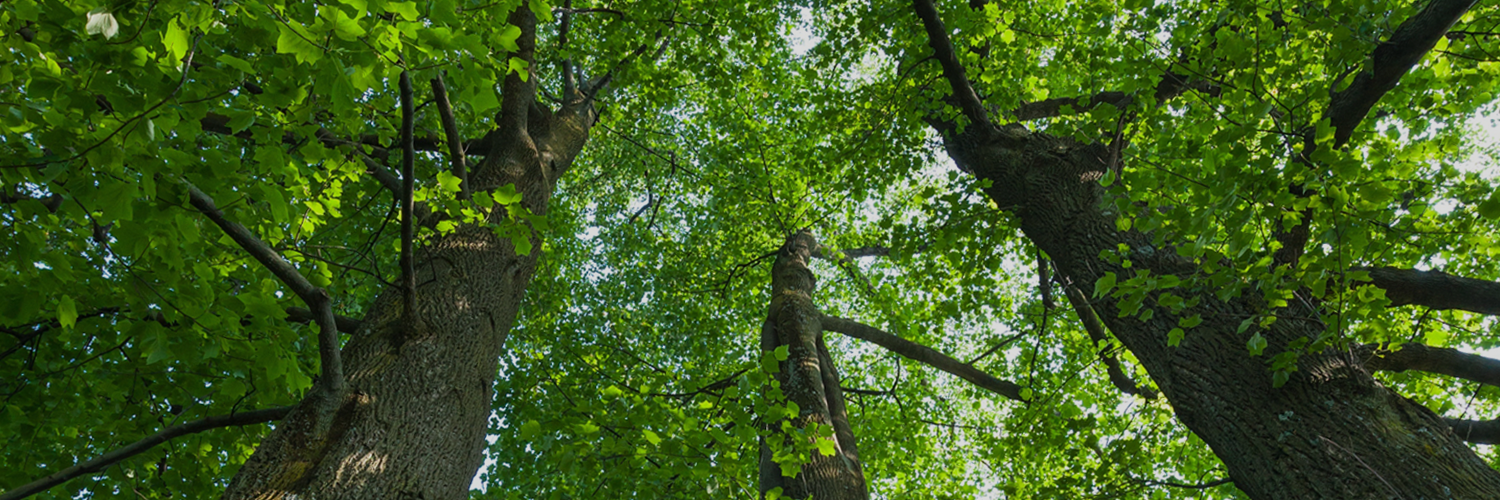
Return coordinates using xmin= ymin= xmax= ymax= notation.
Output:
xmin=1178 ymin=314 xmax=1203 ymax=328
xmin=57 ymin=295 xmax=77 ymax=329
xmin=774 ymin=345 xmax=789 ymax=361
xmin=815 ymin=439 xmax=836 ymax=456
xmin=520 ymin=419 xmax=540 ymax=440
xmin=164 ymin=20 xmax=190 ymax=62
xmin=643 ymin=429 xmax=661 ymax=446
xmin=1093 ymin=272 xmax=1117 ymax=298
xmin=1247 ymin=332 xmax=1267 ymax=356
xmin=385 ymin=2 xmax=420 ymax=21
xmin=1167 ymin=328 xmax=1185 ymax=346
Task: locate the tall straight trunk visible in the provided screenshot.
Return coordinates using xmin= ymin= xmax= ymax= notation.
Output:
xmin=943 ymin=126 xmax=1500 ymax=498
xmin=221 ymin=9 xmax=601 ymax=498
xmin=759 ymin=230 xmax=869 ymax=500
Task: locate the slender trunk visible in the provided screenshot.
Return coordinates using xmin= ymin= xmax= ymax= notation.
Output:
xmin=759 ymin=230 xmax=868 ymax=500
xmin=221 ymin=10 xmax=600 ymax=495
xmin=945 ymin=126 xmax=1500 ymax=498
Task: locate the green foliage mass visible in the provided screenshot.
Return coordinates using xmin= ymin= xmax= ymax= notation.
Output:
xmin=2 ymin=0 xmax=1499 ymax=498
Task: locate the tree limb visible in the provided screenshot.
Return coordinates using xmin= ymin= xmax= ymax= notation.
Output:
xmin=399 ymin=70 xmax=417 ymax=323
xmin=1445 ymin=418 xmax=1500 ymax=445
xmin=430 ymin=73 xmax=469 ymax=201
xmin=821 ymin=315 xmax=1025 ymax=401
xmin=1326 ymin=0 xmax=1479 ymax=147
xmin=1359 ymin=266 xmax=1500 ymax=315
xmin=912 ymin=0 xmax=992 ymax=134
xmin=185 ymin=185 xmax=344 ymax=393
xmin=1362 ymin=342 xmax=1500 ymax=387
xmin=0 ymin=406 xmax=292 ymax=500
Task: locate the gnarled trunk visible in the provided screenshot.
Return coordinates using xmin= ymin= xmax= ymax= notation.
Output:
xmin=947 ymin=126 xmax=1500 ymax=498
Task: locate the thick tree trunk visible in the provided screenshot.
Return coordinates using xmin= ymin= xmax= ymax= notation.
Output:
xmin=221 ymin=9 xmax=601 ymax=497
xmin=945 ymin=125 xmax=1500 ymax=498
xmin=759 ymin=231 xmax=869 ymax=500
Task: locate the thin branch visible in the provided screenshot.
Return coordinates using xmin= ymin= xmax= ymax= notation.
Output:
xmin=185 ymin=185 xmax=343 ymax=393
xmin=911 ymin=0 xmax=992 ymax=134
xmin=1062 ymin=284 xmax=1157 ymax=399
xmin=0 ymin=406 xmax=292 ymax=500
xmin=284 ymin=307 xmax=361 ymax=334
xmin=430 ymin=73 xmax=469 ymax=201
xmin=1136 ymin=477 xmax=1234 ymax=490
xmin=399 ymin=70 xmax=417 ymax=323
xmin=821 ymin=315 xmax=1025 ymax=401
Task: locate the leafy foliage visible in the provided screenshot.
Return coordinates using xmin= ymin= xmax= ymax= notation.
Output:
xmin=2 ymin=0 xmax=1500 ymax=498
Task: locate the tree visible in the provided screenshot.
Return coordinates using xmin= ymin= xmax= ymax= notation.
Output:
xmin=5 ymin=0 xmax=1500 ymax=498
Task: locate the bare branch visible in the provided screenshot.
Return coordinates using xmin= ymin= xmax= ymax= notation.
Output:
xmin=1135 ymin=477 xmax=1235 ymax=490
xmin=1062 ymin=284 xmax=1157 ymax=399
xmin=821 ymin=315 xmax=1025 ymax=401
xmin=185 ymin=185 xmax=344 ymax=392
xmin=430 ymin=73 xmax=470 ymax=201
xmin=585 ymin=30 xmax=668 ymax=100
xmin=1362 ymin=343 xmax=1500 ymax=387
xmin=1011 ymin=74 xmax=1219 ymax=121
xmin=0 ymin=406 xmax=292 ymax=500
xmin=912 ymin=0 xmax=992 ymax=134
xmin=1358 ymin=266 xmax=1500 ymax=316
xmin=1326 ymin=0 xmax=1479 ymax=147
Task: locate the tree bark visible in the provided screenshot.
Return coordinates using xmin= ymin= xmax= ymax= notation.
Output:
xmin=759 ymin=230 xmax=869 ymax=500
xmin=940 ymin=124 xmax=1500 ymax=498
xmin=219 ymin=8 xmax=603 ymax=498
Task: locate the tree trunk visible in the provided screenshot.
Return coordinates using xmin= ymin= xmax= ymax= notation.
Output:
xmin=759 ymin=230 xmax=869 ymax=500
xmin=945 ymin=125 xmax=1500 ymax=498
xmin=221 ymin=10 xmax=602 ymax=498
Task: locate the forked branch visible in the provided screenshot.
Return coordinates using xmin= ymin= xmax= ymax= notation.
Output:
xmin=186 ymin=185 xmax=344 ymax=393
xmin=0 ymin=406 xmax=292 ymax=500
xmin=1063 ymin=284 xmax=1157 ymax=399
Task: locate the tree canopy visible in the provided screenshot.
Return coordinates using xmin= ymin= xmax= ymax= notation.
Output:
xmin=3 ymin=0 xmax=1500 ymax=498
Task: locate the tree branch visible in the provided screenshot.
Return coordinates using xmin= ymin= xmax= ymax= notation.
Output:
xmin=284 ymin=307 xmax=361 ymax=334
xmin=1010 ymin=74 xmax=1220 ymax=121
xmin=185 ymin=185 xmax=344 ymax=393
xmin=1359 ymin=266 xmax=1500 ymax=315
xmin=1326 ymin=0 xmax=1479 ymax=147
xmin=399 ymin=70 xmax=417 ymax=323
xmin=1362 ymin=342 xmax=1500 ymax=387
xmin=1445 ymin=418 xmax=1500 ymax=445
xmin=430 ymin=73 xmax=469 ymax=201
xmin=0 ymin=406 xmax=292 ymax=500
xmin=821 ymin=315 xmax=1025 ymax=401
xmin=1062 ymin=284 xmax=1157 ymax=399
xmin=912 ymin=0 xmax=992 ymax=134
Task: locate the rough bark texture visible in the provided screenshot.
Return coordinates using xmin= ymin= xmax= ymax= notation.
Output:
xmin=220 ymin=8 xmax=600 ymax=498
xmin=942 ymin=123 xmax=1500 ymax=498
xmin=759 ymin=231 xmax=868 ymax=500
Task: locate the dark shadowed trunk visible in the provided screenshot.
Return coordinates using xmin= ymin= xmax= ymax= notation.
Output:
xmin=220 ymin=10 xmax=600 ymax=498
xmin=758 ymin=230 xmax=869 ymax=500
xmin=945 ymin=124 xmax=1500 ymax=498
